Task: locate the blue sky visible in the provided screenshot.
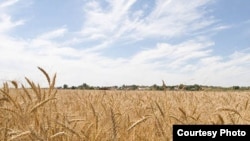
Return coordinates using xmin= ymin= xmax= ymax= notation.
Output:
xmin=0 ymin=0 xmax=250 ymax=87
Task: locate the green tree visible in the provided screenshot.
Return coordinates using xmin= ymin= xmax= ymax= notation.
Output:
xmin=233 ymin=86 xmax=240 ymax=90
xmin=63 ymin=84 xmax=68 ymax=89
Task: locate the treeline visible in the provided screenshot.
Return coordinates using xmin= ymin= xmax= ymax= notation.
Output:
xmin=57 ymin=83 xmax=250 ymax=91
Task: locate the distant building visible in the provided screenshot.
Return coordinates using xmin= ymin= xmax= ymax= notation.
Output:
xmin=138 ymin=86 xmax=150 ymax=90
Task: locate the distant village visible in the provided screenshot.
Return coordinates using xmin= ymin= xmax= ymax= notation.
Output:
xmin=58 ymin=83 xmax=250 ymax=91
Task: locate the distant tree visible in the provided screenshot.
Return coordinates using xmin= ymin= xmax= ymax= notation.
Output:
xmin=78 ymin=83 xmax=90 ymax=89
xmin=131 ymin=85 xmax=138 ymax=90
xmin=193 ymin=84 xmax=202 ymax=91
xmin=168 ymin=86 xmax=175 ymax=90
xmin=88 ymin=86 xmax=94 ymax=90
xmin=63 ymin=84 xmax=68 ymax=89
xmin=185 ymin=84 xmax=202 ymax=91
xmin=151 ymin=84 xmax=163 ymax=90
xmin=233 ymin=86 xmax=240 ymax=90
xmin=178 ymin=84 xmax=185 ymax=90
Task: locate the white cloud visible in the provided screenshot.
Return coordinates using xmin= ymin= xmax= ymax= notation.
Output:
xmin=79 ymin=0 xmax=215 ymax=52
xmin=191 ymin=49 xmax=250 ymax=86
xmin=1 ymin=0 xmax=250 ymax=87
xmin=1 ymin=29 xmax=250 ymax=87
xmin=0 ymin=0 xmax=19 ymax=8
xmin=0 ymin=14 xmax=24 ymax=33
xmin=38 ymin=28 xmax=68 ymax=40
xmin=132 ymin=0 xmax=214 ymax=38
xmin=131 ymin=38 xmax=213 ymax=66
xmin=0 ymin=0 xmax=25 ymax=34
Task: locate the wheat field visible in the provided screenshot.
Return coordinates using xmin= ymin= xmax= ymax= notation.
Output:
xmin=1 ymin=68 xmax=250 ymax=141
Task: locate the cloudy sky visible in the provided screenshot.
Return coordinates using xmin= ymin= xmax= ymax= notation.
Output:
xmin=0 ymin=0 xmax=250 ymax=87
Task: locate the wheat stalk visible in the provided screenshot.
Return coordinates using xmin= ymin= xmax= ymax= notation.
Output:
xmin=0 ymin=89 xmax=21 ymax=111
xmin=50 ymin=131 xmax=67 ymax=139
xmin=21 ymin=84 xmax=32 ymax=102
xmin=38 ymin=67 xmax=51 ymax=85
xmin=127 ymin=116 xmax=149 ymax=132
xmin=29 ymin=128 xmax=44 ymax=141
xmin=169 ymin=115 xmax=185 ymax=124
xmin=68 ymin=119 xmax=85 ymax=123
xmin=10 ymin=131 xmax=31 ymax=140
xmin=155 ymin=101 xmax=165 ymax=117
xmin=245 ymin=99 xmax=249 ymax=110
xmin=25 ymin=77 xmax=41 ymax=101
xmin=216 ymin=107 xmax=242 ymax=119
xmin=30 ymin=97 xmax=56 ymax=113
xmin=10 ymin=81 xmax=18 ymax=89
xmin=110 ymin=108 xmax=117 ymax=141
xmin=49 ymin=73 xmax=57 ymax=94
xmin=0 ymin=107 xmax=23 ymax=119
xmin=54 ymin=120 xmax=81 ymax=139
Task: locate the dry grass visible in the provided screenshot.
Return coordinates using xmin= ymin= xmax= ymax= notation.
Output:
xmin=1 ymin=67 xmax=250 ymax=141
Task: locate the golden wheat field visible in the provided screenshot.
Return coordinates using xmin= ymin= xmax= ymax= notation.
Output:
xmin=1 ymin=68 xmax=250 ymax=141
